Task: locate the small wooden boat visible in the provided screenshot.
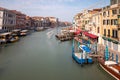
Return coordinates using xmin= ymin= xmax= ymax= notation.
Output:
xmin=9 ymin=36 xmax=19 ymax=43
xmin=0 ymin=32 xmax=12 ymax=43
xmin=98 ymin=58 xmax=120 ymax=80
xmin=98 ymin=45 xmax=120 ymax=80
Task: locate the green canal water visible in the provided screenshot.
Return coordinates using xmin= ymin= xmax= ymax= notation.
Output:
xmin=0 ymin=28 xmax=115 ymax=80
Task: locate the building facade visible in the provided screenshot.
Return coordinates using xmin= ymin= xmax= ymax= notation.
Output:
xmin=0 ymin=7 xmax=16 ymax=32
xmin=74 ymin=0 xmax=120 ymax=61
xmin=11 ymin=10 xmax=26 ymax=29
xmin=90 ymin=9 xmax=102 ymax=44
xmin=31 ymin=16 xmax=43 ymax=27
xmin=102 ymin=0 xmax=120 ymax=54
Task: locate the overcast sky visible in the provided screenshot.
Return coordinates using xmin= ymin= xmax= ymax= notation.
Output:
xmin=0 ymin=0 xmax=110 ymax=22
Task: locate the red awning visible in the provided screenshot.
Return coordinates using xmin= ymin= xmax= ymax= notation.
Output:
xmin=83 ymin=32 xmax=98 ymax=39
xmin=74 ymin=29 xmax=82 ymax=35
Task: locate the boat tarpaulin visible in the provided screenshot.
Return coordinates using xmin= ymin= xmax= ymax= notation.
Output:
xmin=79 ymin=45 xmax=91 ymax=53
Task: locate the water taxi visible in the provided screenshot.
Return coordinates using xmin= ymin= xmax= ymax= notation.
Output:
xmin=98 ymin=46 xmax=120 ymax=80
xmin=12 ymin=29 xmax=21 ymax=36
xmin=0 ymin=32 xmax=12 ymax=44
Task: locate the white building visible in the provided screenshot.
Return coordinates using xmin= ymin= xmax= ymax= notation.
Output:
xmin=0 ymin=7 xmax=16 ymax=32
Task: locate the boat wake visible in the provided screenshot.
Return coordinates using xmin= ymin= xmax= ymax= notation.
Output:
xmin=46 ymin=30 xmax=54 ymax=39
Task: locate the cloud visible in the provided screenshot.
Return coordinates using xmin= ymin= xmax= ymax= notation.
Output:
xmin=0 ymin=0 xmax=110 ymax=21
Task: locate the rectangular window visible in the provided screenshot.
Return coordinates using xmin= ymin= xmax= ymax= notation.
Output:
xmin=8 ymin=14 xmax=13 ymax=17
xmin=115 ymin=30 xmax=118 ymax=38
xmin=103 ymin=12 xmax=106 ymax=17
xmin=114 ymin=19 xmax=118 ymax=25
xmin=111 ymin=0 xmax=117 ymax=5
xmin=107 ymin=20 xmax=110 ymax=25
xmin=111 ymin=19 xmax=113 ymax=25
xmin=108 ymin=11 xmax=109 ymax=16
xmin=112 ymin=30 xmax=118 ymax=38
xmin=104 ymin=29 xmax=106 ymax=36
xmin=119 ymin=9 xmax=120 ymax=14
xmin=112 ymin=30 xmax=114 ymax=37
xmin=112 ymin=9 xmax=117 ymax=15
xmin=107 ymin=11 xmax=110 ymax=17
xmin=108 ymin=29 xmax=110 ymax=37
xmin=103 ymin=20 xmax=106 ymax=25
xmin=97 ymin=27 xmax=99 ymax=33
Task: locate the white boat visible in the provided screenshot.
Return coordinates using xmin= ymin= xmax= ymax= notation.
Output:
xmin=20 ymin=30 xmax=29 ymax=36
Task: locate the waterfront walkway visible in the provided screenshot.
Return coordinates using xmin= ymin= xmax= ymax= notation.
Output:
xmin=97 ymin=44 xmax=120 ymax=62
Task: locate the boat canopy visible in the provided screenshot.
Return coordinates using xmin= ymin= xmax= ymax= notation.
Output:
xmin=21 ymin=30 xmax=28 ymax=32
xmin=12 ymin=29 xmax=21 ymax=32
xmin=0 ymin=32 xmax=12 ymax=36
xmin=79 ymin=45 xmax=91 ymax=53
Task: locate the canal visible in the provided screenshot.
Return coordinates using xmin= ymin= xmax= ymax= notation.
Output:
xmin=0 ymin=28 xmax=115 ymax=80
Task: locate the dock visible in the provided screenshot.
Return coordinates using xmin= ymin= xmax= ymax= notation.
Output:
xmin=88 ymin=54 xmax=103 ymax=58
xmin=55 ymin=30 xmax=74 ymax=42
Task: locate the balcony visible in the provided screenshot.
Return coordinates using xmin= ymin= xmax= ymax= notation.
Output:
xmin=102 ymin=36 xmax=120 ymax=44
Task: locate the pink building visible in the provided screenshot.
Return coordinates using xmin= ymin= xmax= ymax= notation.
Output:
xmin=11 ymin=10 xmax=26 ymax=29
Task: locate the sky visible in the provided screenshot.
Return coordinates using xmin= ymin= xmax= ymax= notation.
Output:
xmin=0 ymin=0 xmax=110 ymax=22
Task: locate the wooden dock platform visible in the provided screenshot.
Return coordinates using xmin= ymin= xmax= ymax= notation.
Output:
xmin=88 ymin=54 xmax=103 ymax=58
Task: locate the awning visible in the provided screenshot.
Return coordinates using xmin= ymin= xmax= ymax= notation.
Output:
xmin=83 ymin=32 xmax=98 ymax=39
xmin=74 ymin=29 xmax=82 ymax=35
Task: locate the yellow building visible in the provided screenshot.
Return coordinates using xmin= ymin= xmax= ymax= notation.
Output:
xmin=101 ymin=0 xmax=120 ymax=61
xmin=74 ymin=13 xmax=83 ymax=29
xmin=98 ymin=0 xmax=120 ymax=61
xmin=74 ymin=0 xmax=120 ymax=61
